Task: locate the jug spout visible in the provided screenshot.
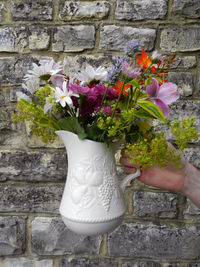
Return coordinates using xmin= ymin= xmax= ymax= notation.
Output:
xmin=120 ymin=168 xmax=140 ymax=192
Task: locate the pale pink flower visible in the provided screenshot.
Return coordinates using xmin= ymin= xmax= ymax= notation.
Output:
xmin=146 ymin=78 xmax=179 ymax=118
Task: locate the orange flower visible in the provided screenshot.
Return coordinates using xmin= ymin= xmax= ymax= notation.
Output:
xmin=114 ymin=80 xmax=130 ymax=96
xmin=136 ymin=49 xmax=152 ymax=69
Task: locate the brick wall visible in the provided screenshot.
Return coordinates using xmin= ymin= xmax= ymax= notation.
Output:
xmin=0 ymin=0 xmax=200 ymax=266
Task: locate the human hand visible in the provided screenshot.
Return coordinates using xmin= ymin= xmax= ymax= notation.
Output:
xmin=120 ymin=143 xmax=188 ymax=192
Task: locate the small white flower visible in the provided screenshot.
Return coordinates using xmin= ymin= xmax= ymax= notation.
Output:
xmin=151 ymin=50 xmax=164 ymax=60
xmin=22 ymin=78 xmax=39 ymax=95
xmin=44 ymin=96 xmax=54 ymax=113
xmin=16 ymin=91 xmax=30 ymax=101
xmin=77 ymin=65 xmax=108 ymax=85
xmin=24 ymin=59 xmax=63 ymax=82
xmin=54 ymin=81 xmax=79 ymax=108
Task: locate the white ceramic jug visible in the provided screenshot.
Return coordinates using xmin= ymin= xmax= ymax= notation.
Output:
xmin=56 ymin=130 xmax=140 ymax=236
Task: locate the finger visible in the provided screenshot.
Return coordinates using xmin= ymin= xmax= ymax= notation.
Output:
xmin=124 ymin=166 xmax=137 ymax=174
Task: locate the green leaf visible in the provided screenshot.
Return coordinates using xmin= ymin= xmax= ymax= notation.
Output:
xmin=86 ymin=123 xmax=104 ymax=141
xmin=128 ymin=79 xmax=140 ymax=89
xmin=133 ymin=89 xmax=148 ymax=102
xmin=134 ymin=109 xmax=157 ymax=120
xmin=137 ymin=100 xmax=166 ymax=123
xmin=34 ymin=118 xmax=49 ymax=127
xmin=58 ymin=117 xmax=87 ymax=138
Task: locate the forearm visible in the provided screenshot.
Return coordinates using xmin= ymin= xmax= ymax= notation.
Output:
xmin=181 ymin=162 xmax=200 ymax=208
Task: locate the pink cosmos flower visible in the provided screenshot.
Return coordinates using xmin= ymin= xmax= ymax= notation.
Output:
xmin=146 ymin=78 xmax=179 ymax=118
xmin=121 ymin=61 xmax=141 ymax=79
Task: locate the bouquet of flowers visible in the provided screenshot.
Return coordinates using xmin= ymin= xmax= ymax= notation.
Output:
xmin=13 ymin=41 xmax=199 ymax=170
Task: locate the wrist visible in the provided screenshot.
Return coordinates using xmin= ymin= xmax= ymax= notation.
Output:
xmin=180 ymin=161 xmax=200 ymax=207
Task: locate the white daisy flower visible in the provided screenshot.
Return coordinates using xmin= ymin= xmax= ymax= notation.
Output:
xmin=54 ymin=81 xmax=79 ymax=108
xmin=77 ymin=65 xmax=108 ymax=85
xmin=24 ymin=59 xmax=63 ymax=82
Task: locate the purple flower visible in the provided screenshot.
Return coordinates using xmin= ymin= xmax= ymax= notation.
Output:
xmin=125 ymin=40 xmax=139 ymax=57
xmin=121 ymin=61 xmax=141 ymax=79
xmin=146 ymin=78 xmax=180 ymax=118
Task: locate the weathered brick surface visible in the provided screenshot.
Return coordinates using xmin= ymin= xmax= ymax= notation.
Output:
xmin=0 ymin=90 xmax=5 ymax=106
xmin=60 ymin=258 xmax=118 ymax=267
xmin=122 ymin=261 xmax=161 ymax=267
xmin=0 ymin=184 xmax=62 ymax=213
xmin=0 ymin=149 xmax=67 ymax=181
xmin=0 ymin=216 xmax=25 ymax=255
xmin=183 ymin=200 xmax=200 ymax=218
xmin=167 ymin=72 xmax=194 ymax=97
xmin=0 ymin=258 xmax=53 ymax=267
xmin=0 ymin=27 xmax=27 ymax=52
xmin=53 ymin=25 xmax=95 ymax=52
xmin=183 ymin=148 xmax=200 ymax=169
xmin=59 ymin=1 xmax=110 ymax=20
xmin=28 ymin=26 xmax=51 ymax=50
xmin=100 ymin=25 xmax=156 ymax=51
xmin=10 ymin=0 xmax=53 ymax=21
xmin=63 ymin=55 xmax=116 ymax=77
xmin=160 ymin=27 xmax=200 ymax=52
xmin=0 ymin=3 xmax=6 ymax=23
xmin=115 ymin=0 xmax=167 ymax=21
xmin=173 ymin=0 xmax=200 ymax=18
xmin=171 ymin=56 xmax=197 ymax=69
xmin=133 ymin=191 xmax=177 ymax=218
xmin=0 ymin=56 xmax=35 ymax=85
xmin=32 ymin=217 xmax=102 ymax=255
xmin=108 ymin=223 xmax=200 ymax=259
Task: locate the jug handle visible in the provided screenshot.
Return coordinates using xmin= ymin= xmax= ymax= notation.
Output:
xmin=120 ymin=168 xmax=141 ymax=192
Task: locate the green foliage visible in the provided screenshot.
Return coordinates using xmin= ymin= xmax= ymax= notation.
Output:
xmin=126 ymin=133 xmax=182 ymax=170
xmin=57 ymin=117 xmax=87 ymax=140
xmin=171 ymin=116 xmax=199 ymax=150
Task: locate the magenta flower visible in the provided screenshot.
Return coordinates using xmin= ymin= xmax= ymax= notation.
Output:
xmin=146 ymin=78 xmax=179 ymax=118
xmin=67 ymin=83 xmax=90 ymax=95
xmin=121 ymin=61 xmax=141 ymax=79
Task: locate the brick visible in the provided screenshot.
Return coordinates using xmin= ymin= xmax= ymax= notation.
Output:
xmin=0 ymin=27 xmax=27 ymax=52
xmin=0 ymin=184 xmax=63 ymax=213
xmin=10 ymin=0 xmax=53 ymax=21
xmin=100 ymin=25 xmax=156 ymax=51
xmin=0 ymin=3 xmax=5 ymax=23
xmin=183 ymin=200 xmax=200 ymax=218
xmin=0 ymin=90 xmax=5 ymax=106
xmin=160 ymin=27 xmax=200 ymax=52
xmin=133 ymin=191 xmax=177 ymax=218
xmin=60 ymin=258 xmax=118 ymax=267
xmin=0 ymin=216 xmax=25 ymax=255
xmin=63 ymin=54 xmax=116 ymax=77
xmin=0 ymin=56 xmax=35 ymax=85
xmin=173 ymin=0 xmax=200 ymax=18
xmin=0 ymin=149 xmax=67 ymax=181
xmin=59 ymin=1 xmax=110 ymax=20
xmin=53 ymin=25 xmax=95 ymax=52
xmin=183 ymin=148 xmax=200 ymax=169
xmin=32 ymin=217 xmax=102 ymax=255
xmin=122 ymin=262 xmax=161 ymax=267
xmin=29 ymin=26 xmax=50 ymax=50
xmin=115 ymin=0 xmax=167 ymax=21
xmin=0 ymin=107 xmax=26 ymax=148
xmin=167 ymin=72 xmax=194 ymax=97
xmin=108 ymin=223 xmax=200 ymax=259
xmin=0 ymin=258 xmax=53 ymax=267
xmin=171 ymin=56 xmax=197 ymax=69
